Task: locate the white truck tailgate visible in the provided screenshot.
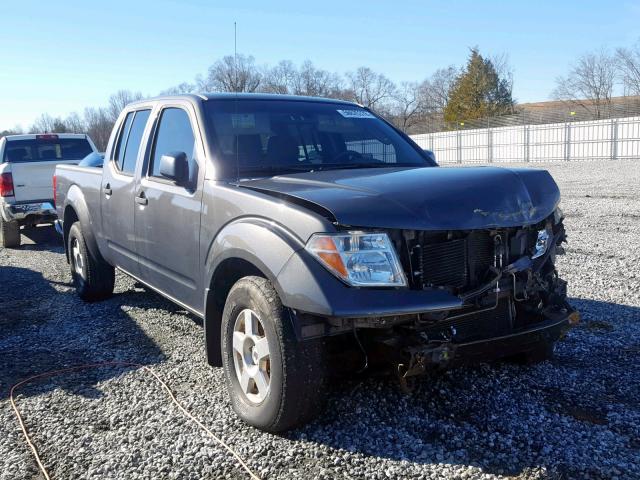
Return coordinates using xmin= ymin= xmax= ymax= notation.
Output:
xmin=1 ymin=134 xmax=95 ymax=203
xmin=11 ymin=159 xmax=79 ymax=202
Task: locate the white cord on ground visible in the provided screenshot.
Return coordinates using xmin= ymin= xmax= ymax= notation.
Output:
xmin=9 ymin=361 xmax=261 ymax=480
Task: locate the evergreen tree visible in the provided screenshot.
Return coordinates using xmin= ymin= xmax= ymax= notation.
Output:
xmin=444 ymin=48 xmax=514 ymax=123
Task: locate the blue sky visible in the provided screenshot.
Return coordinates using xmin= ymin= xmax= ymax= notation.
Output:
xmin=1 ymin=0 xmax=639 ymax=131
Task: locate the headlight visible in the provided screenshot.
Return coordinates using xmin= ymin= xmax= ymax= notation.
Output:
xmin=305 ymin=232 xmax=407 ymax=287
xmin=531 ymin=229 xmax=550 ymax=259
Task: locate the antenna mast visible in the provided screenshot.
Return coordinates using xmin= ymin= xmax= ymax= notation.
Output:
xmin=234 ymin=21 xmax=238 ymax=93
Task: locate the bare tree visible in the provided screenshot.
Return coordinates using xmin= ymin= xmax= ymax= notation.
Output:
xmin=261 ymin=60 xmax=345 ymax=98
xmin=0 ymin=126 xmax=23 ymax=139
xmin=261 ymin=60 xmax=298 ymax=94
xmin=200 ymin=54 xmax=262 ymax=93
xmin=31 ymin=114 xmax=58 ymax=133
xmin=616 ymin=41 xmax=640 ymax=95
xmin=420 ymin=66 xmax=458 ymax=112
xmin=63 ymin=112 xmax=84 ymax=133
xmin=108 ymin=90 xmax=144 ymax=122
xmin=346 ymin=67 xmax=396 ymax=110
xmin=159 ymin=82 xmax=197 ymax=95
xmin=390 ymin=81 xmax=425 ymax=132
xmin=83 ymin=107 xmax=114 ymax=151
xmin=489 ymin=53 xmax=515 ymax=102
xmin=293 ymin=61 xmax=343 ymax=98
xmin=552 ymin=49 xmax=617 ymax=119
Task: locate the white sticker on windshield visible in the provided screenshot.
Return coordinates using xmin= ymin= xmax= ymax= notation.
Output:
xmin=231 ymin=113 xmax=256 ymax=128
xmin=337 ymin=109 xmax=375 ymax=119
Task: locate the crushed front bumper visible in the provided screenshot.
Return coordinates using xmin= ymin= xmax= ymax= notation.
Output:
xmin=392 ymin=307 xmax=578 ymax=383
xmin=1 ymin=201 xmax=56 ymax=224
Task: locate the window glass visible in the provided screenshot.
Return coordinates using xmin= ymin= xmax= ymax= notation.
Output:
xmin=114 ymin=112 xmax=134 ymax=169
xmin=205 ymin=100 xmax=433 ymax=177
xmin=78 ymin=152 xmax=104 ymax=168
xmin=150 ymin=108 xmax=196 ymax=179
xmin=121 ymin=110 xmax=151 ymax=174
xmin=2 ymin=138 xmax=93 ymax=163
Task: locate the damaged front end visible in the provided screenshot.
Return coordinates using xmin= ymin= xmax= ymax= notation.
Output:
xmin=315 ymin=208 xmax=579 ymax=381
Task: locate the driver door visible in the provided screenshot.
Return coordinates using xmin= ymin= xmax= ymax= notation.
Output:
xmin=134 ymin=104 xmax=204 ymax=313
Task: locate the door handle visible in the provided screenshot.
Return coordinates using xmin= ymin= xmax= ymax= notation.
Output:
xmin=135 ymin=191 xmax=148 ymax=206
xmin=103 ymin=183 xmax=112 ymax=196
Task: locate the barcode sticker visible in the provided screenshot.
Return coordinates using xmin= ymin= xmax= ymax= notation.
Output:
xmin=337 ymin=109 xmax=375 ymax=119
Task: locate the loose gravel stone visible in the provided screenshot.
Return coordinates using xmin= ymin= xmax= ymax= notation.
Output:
xmin=1 ymin=159 xmax=639 ymax=479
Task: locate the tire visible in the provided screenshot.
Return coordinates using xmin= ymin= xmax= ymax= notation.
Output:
xmin=522 ymin=341 xmax=556 ymax=364
xmin=221 ymin=276 xmax=326 ymax=432
xmin=67 ymin=221 xmax=115 ymax=302
xmin=0 ymin=218 xmax=20 ymax=248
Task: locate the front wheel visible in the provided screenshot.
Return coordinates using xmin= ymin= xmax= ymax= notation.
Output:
xmin=68 ymin=221 xmax=115 ymax=302
xmin=522 ymin=341 xmax=556 ymax=364
xmin=221 ymin=276 xmax=326 ymax=432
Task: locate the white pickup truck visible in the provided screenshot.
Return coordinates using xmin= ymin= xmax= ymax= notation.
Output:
xmin=0 ymin=133 xmax=96 ymax=247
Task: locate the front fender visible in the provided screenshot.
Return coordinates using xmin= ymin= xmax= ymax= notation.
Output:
xmin=203 ymin=217 xmax=305 ymax=294
xmin=202 ymin=217 xmax=306 ymax=366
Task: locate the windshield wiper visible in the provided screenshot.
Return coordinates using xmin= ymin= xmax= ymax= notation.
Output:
xmin=313 ymin=163 xmax=417 ymax=171
xmin=237 ymin=162 xmax=422 ymax=177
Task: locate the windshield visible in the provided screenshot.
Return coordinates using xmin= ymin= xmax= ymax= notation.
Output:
xmin=2 ymin=137 xmax=93 ymax=163
xmin=205 ymin=99 xmax=433 ymax=177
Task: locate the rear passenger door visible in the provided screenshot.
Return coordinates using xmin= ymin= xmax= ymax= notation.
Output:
xmin=100 ymin=109 xmax=151 ymax=276
xmin=134 ymin=104 xmax=204 ymax=313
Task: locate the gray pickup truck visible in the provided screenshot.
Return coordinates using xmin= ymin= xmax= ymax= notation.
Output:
xmin=54 ymin=93 xmax=578 ymax=432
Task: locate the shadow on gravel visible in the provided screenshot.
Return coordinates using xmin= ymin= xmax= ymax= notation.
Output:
xmin=290 ymin=298 xmax=640 ymax=478
xmin=0 ymin=266 xmax=166 ymax=400
xmin=19 ymin=224 xmax=63 ymax=252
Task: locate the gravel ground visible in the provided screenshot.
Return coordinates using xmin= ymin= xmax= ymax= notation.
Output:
xmin=1 ymin=159 xmax=639 ymax=480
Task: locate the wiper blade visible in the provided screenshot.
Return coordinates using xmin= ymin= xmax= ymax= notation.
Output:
xmin=237 ymin=162 xmax=421 ymax=176
xmin=314 ymin=163 xmax=413 ymax=171
xmin=237 ymin=165 xmax=313 ymax=176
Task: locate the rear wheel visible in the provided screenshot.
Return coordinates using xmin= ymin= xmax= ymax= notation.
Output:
xmin=68 ymin=221 xmax=115 ymax=301
xmin=0 ymin=218 xmax=20 ymax=248
xmin=221 ymin=276 xmax=326 ymax=432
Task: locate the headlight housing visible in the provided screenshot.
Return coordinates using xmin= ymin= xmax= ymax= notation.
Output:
xmin=305 ymin=232 xmax=407 ymax=287
xmin=531 ymin=229 xmax=550 ymax=259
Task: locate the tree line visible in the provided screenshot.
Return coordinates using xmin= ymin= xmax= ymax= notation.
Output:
xmin=2 ymin=48 xmax=515 ymax=150
xmin=4 ymin=39 xmax=640 ymax=150
xmin=552 ymin=41 xmax=640 ymax=119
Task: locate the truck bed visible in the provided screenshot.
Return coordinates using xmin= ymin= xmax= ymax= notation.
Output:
xmin=54 ymin=164 xmax=103 ymax=230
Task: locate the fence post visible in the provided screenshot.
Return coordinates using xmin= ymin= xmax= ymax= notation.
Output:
xmin=429 ymin=133 xmax=434 ymax=152
xmin=524 ymin=125 xmax=530 ymax=162
xmin=487 ymin=128 xmax=493 ymax=163
xmin=611 ymin=118 xmax=618 ymax=160
xmin=456 ymin=128 xmax=462 ymax=164
xmin=564 ymin=122 xmax=571 ymax=161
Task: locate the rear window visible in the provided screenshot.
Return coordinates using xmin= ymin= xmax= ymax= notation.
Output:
xmin=2 ymin=137 xmax=93 ymax=163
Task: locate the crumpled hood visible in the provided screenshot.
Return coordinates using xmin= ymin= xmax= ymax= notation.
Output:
xmin=238 ymin=166 xmax=560 ymax=230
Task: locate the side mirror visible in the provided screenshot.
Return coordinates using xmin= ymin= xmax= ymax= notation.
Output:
xmin=159 ymin=152 xmax=189 ymax=185
xmin=423 ymin=149 xmax=436 ymax=163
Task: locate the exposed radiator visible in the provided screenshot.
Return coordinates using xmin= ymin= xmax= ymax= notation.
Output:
xmin=420 ymin=232 xmax=495 ymax=289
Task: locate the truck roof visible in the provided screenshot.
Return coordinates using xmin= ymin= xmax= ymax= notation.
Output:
xmin=3 ymin=133 xmax=88 ymax=141
xmin=128 ymin=92 xmax=359 ymax=107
